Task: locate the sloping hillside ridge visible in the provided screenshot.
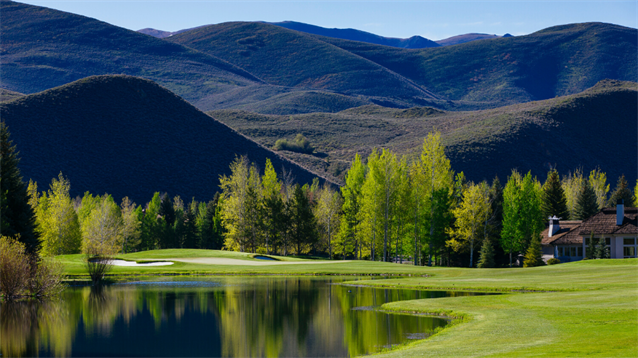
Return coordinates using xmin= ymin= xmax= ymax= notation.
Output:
xmin=315 ymin=22 xmax=637 ymax=105
xmin=166 ymin=22 xmax=440 ymax=102
xmin=0 ymin=1 xmax=265 ymax=107
xmin=0 ymin=75 xmax=330 ymax=203
xmin=271 ymin=21 xmax=440 ymax=49
xmin=210 ymin=80 xmax=637 ymax=185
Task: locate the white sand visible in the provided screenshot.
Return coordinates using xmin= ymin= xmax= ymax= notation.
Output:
xmin=107 ymin=259 xmax=174 ymax=266
xmin=162 ymin=258 xmax=350 ymax=266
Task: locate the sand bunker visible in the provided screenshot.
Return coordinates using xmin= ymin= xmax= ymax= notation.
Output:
xmin=107 ymin=259 xmax=174 ymax=266
xmin=163 ymin=258 xmax=350 ymax=266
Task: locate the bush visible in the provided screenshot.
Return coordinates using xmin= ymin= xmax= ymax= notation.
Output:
xmin=0 ymin=236 xmax=65 ymax=300
xmin=0 ymin=236 xmax=30 ymax=299
xmin=273 ymin=134 xmax=314 ymax=154
xmin=547 ymin=258 xmax=561 ymax=265
xmin=85 ymin=254 xmax=114 ymax=285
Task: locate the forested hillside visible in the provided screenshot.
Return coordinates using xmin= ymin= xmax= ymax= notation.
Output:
xmin=211 ymin=80 xmax=638 ymax=185
xmin=0 ymin=75 xmax=329 ymax=203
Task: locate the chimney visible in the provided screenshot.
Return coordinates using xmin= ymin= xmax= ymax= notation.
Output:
xmin=616 ymin=199 xmax=624 ymax=226
xmin=549 ymin=216 xmax=560 ymax=237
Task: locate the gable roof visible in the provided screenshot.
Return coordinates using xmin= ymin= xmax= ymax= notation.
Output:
xmin=578 ymin=207 xmax=638 ymax=236
xmin=541 ymin=221 xmax=582 ymax=246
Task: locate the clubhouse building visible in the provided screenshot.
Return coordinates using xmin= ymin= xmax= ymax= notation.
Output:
xmin=541 ymin=201 xmax=637 ymax=262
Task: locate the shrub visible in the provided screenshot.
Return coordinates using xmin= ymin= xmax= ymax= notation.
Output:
xmin=27 ymin=257 xmax=64 ymax=298
xmin=0 ymin=236 xmax=30 ymax=299
xmin=274 ymin=134 xmax=314 ymax=154
xmin=547 ymin=258 xmax=561 ymax=265
xmin=85 ymin=254 xmax=114 ymax=285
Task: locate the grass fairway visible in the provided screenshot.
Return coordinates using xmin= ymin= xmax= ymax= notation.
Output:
xmin=360 ymin=259 xmax=638 ymax=358
xmin=59 ymin=250 xmax=637 ymax=357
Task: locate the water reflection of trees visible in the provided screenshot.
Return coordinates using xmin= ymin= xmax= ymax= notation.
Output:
xmin=1 ymin=279 xmax=452 ymax=358
xmin=0 ymin=299 xmax=74 ymax=357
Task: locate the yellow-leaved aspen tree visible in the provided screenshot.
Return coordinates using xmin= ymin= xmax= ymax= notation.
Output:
xmin=588 ymin=168 xmax=609 ymax=210
xmin=447 ymin=181 xmax=490 ymax=267
xmin=315 ymin=183 xmax=342 ymax=259
xmin=81 ymin=195 xmax=123 ymax=257
xmin=219 ymin=156 xmax=250 ymax=252
xmin=420 ymin=132 xmax=453 ymax=266
xmin=35 ymin=173 xmax=82 ymax=256
xmin=561 ymin=169 xmax=584 ymax=220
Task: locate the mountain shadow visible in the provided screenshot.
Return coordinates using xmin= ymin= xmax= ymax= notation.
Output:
xmin=0 ymin=75 xmax=330 ymax=203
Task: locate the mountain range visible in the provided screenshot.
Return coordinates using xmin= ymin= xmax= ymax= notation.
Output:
xmin=1 ymin=0 xmax=636 ymax=196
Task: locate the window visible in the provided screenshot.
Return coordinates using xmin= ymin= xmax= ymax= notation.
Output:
xmin=585 ymin=237 xmax=591 ymax=246
xmin=578 ymin=247 xmax=583 ymax=257
xmin=570 ymin=247 xmax=577 ymax=257
xmin=623 ymin=238 xmax=635 ymax=245
xmin=605 ymin=238 xmax=611 ymax=246
xmin=623 ymin=246 xmax=636 ymax=258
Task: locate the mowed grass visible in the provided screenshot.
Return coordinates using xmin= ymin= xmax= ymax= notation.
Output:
xmin=58 ymin=249 xmax=430 ymax=277
xmin=57 ymin=250 xmax=637 ymax=357
xmin=357 ymin=259 xmax=638 ymax=357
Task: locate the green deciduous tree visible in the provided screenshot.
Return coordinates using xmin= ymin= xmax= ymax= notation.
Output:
xmin=220 ymin=156 xmax=252 ymax=252
xmin=81 ymin=195 xmax=123 ymax=256
xmin=337 ymin=154 xmax=366 ymax=259
xmin=315 ymin=183 xmax=341 ymax=259
xmin=420 ymin=132 xmax=454 ymax=265
xmin=541 ymin=169 xmax=569 ymax=220
xmin=0 ymin=123 xmax=38 ymax=253
xmin=447 ymin=181 xmax=490 ymax=267
xmin=501 ymin=171 xmax=544 ymax=266
xmin=120 ymin=197 xmax=141 ymax=253
xmin=562 ymin=169 xmax=584 ymax=220
xmin=588 ymin=168 xmax=609 ymax=210
xmin=140 ymin=192 xmax=162 ymax=250
xmin=32 ymin=173 xmax=82 ymax=256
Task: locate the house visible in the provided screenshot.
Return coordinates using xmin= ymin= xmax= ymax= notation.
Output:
xmin=541 ymin=200 xmax=637 ymax=262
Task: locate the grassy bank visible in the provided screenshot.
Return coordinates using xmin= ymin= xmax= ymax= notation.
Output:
xmin=359 ymin=259 xmax=638 ymax=357
xmin=58 ymin=250 xmax=637 ymax=357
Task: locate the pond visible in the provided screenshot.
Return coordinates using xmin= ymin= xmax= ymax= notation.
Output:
xmin=0 ymin=277 xmax=484 ymax=357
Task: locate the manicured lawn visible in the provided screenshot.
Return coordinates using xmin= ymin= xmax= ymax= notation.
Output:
xmin=360 ymin=259 xmax=638 ymax=357
xmin=58 ymin=250 xmax=637 ymax=357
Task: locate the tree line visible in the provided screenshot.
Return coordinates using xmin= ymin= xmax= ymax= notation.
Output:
xmin=3 ymin=121 xmax=637 ymax=268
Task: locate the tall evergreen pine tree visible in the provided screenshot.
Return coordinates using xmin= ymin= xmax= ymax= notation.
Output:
xmin=608 ymin=175 xmax=634 ymax=207
xmin=477 ymin=237 xmax=496 ymax=268
xmin=574 ymin=180 xmax=599 ymax=220
xmin=0 ymin=122 xmax=38 ymax=253
xmin=523 ymin=234 xmax=544 ymax=267
xmin=541 ymin=169 xmax=569 ymax=219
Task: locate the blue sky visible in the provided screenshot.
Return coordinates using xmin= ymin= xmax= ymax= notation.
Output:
xmin=18 ymin=1 xmax=638 ymax=40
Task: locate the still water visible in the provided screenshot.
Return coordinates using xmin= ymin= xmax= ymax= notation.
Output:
xmin=0 ymin=277 xmax=479 ymax=357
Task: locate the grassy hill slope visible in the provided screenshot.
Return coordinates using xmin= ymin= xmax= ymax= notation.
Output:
xmin=210 ymin=80 xmax=637 ymax=185
xmin=166 ymin=22 xmax=439 ymax=102
xmin=271 ymin=21 xmax=440 ymax=49
xmin=0 ymin=1 xmax=267 ymax=109
xmin=317 ymin=22 xmax=637 ymax=105
xmin=0 ymin=89 xmax=23 ymax=102
xmin=0 ymin=75 xmax=330 ymax=203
